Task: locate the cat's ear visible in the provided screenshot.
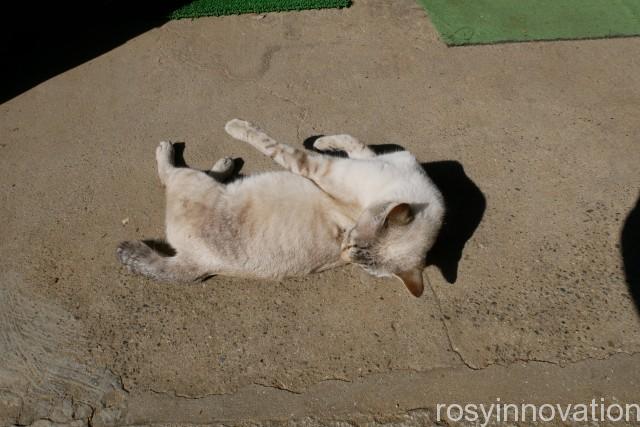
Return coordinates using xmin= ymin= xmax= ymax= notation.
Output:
xmin=395 ymin=268 xmax=424 ymax=297
xmin=385 ymin=203 xmax=414 ymax=226
xmin=356 ymin=202 xmax=414 ymax=238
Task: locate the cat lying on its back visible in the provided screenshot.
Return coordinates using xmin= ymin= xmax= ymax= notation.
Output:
xmin=117 ymin=119 xmax=444 ymax=297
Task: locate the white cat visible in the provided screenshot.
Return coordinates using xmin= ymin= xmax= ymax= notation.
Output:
xmin=117 ymin=119 xmax=444 ymax=297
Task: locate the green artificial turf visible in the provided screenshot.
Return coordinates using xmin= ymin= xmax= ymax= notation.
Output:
xmin=170 ymin=0 xmax=350 ymax=19
xmin=418 ymin=0 xmax=640 ymax=45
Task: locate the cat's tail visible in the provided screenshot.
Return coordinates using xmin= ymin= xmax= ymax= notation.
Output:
xmin=116 ymin=241 xmax=206 ymax=282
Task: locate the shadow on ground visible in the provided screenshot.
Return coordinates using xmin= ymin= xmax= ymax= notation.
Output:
xmin=303 ymin=136 xmax=486 ymax=283
xmin=173 ymin=142 xmax=246 ymax=179
xmin=423 ymin=161 xmax=486 ymax=284
xmin=622 ymin=192 xmax=640 ymax=315
xmin=1 ymin=1 xmax=189 ymax=104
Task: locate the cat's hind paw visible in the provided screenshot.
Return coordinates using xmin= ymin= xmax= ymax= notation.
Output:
xmin=211 ymin=157 xmax=234 ymax=174
xmin=117 ymin=241 xmax=154 ymax=273
xmin=209 ymin=157 xmax=235 ymax=181
xmin=156 ymin=141 xmax=174 ymax=165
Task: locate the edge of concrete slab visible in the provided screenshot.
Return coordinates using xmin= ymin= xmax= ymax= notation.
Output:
xmin=84 ymin=352 xmax=639 ymax=426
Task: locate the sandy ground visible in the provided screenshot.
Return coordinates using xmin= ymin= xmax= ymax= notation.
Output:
xmin=1 ymin=0 xmax=639 ymax=425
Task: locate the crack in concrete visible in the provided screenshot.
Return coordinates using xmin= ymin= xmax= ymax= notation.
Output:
xmin=135 ymin=350 xmax=640 ymax=406
xmin=295 ymin=108 xmax=309 ymax=143
xmin=258 ymin=84 xmax=305 ymax=109
xmin=252 ymin=382 xmax=303 ymax=395
xmin=485 ymin=350 xmax=640 ymax=370
xmin=147 ymin=381 xmax=305 ymax=399
xmin=425 ymin=272 xmax=640 ymax=371
xmin=255 ymin=83 xmax=309 ymax=143
xmin=148 ymin=387 xmax=225 ymax=400
xmin=147 ymin=379 xmax=334 ymax=400
xmin=425 ymin=272 xmax=478 ymax=370
xmin=426 ymin=269 xmax=640 ymax=372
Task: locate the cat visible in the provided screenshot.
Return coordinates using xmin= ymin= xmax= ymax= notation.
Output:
xmin=116 ymin=119 xmax=445 ymax=297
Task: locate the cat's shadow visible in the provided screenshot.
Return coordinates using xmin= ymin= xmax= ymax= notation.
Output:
xmin=304 ymin=136 xmax=487 ymax=284
xmin=421 ymin=160 xmax=486 ymax=283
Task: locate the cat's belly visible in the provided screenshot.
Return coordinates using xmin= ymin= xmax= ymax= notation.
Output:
xmin=180 ymin=172 xmax=352 ymax=279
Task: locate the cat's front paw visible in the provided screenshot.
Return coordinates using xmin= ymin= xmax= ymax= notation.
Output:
xmin=314 ymin=135 xmax=360 ymax=152
xmin=211 ymin=157 xmax=234 ymax=174
xmin=209 ymin=157 xmax=236 ymax=181
xmin=225 ymin=119 xmax=255 ymax=140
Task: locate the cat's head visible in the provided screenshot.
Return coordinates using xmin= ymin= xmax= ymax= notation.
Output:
xmin=340 ymin=201 xmax=444 ymax=297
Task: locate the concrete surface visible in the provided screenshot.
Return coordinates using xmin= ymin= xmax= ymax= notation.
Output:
xmin=1 ymin=0 xmax=639 ymax=425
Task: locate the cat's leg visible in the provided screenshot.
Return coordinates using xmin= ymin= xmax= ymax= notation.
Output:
xmin=156 ymin=141 xmax=176 ymax=186
xmin=313 ymin=135 xmax=376 ymax=159
xmin=225 ymin=120 xmax=372 ymax=211
xmin=116 ymin=241 xmax=207 ymax=282
xmin=208 ymin=156 xmax=235 ymax=182
xmin=157 ymin=141 xmax=228 ymax=186
xmin=225 ymin=119 xmax=333 ymax=178
xmin=224 ymin=119 xmax=368 ymax=204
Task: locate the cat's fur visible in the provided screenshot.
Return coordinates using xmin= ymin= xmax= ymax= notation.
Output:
xmin=117 ymin=119 xmax=444 ymax=297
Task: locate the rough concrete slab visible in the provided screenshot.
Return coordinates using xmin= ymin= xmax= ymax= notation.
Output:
xmin=1 ymin=0 xmax=639 ymax=424
xmin=122 ymin=352 xmax=640 ymax=426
